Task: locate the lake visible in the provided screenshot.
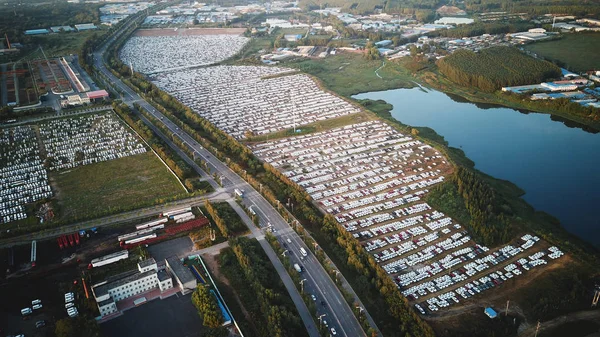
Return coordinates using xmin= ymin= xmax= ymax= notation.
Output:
xmin=353 ymin=87 xmax=600 ymax=247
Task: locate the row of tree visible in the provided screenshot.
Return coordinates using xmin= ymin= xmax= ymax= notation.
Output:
xmin=112 ymin=102 xmax=195 ymax=183
xmin=452 ymin=167 xmax=513 ymax=246
xmin=191 ymin=285 xmax=224 ymax=329
xmin=437 ymin=46 xmax=562 ymax=92
xmin=220 ymin=237 xmax=307 ymax=337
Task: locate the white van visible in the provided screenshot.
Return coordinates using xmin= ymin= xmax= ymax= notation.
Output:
xmin=32 ymin=299 xmax=41 ymax=306
xmin=300 ymin=247 xmax=308 ymax=257
xmin=21 ymin=307 xmax=32 ymax=316
xmin=33 ymin=304 xmax=43 ymax=310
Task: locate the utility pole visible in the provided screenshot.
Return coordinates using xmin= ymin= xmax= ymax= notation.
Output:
xmin=300 ymin=279 xmax=307 ymax=294
xmin=333 ymin=270 xmax=340 ymax=282
xmin=534 ymin=321 xmax=541 ymax=337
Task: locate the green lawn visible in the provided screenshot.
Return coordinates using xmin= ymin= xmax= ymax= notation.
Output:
xmin=52 ymin=152 xmax=185 ymax=222
xmin=523 ymin=33 xmax=600 ymax=73
xmin=287 ymin=51 xmax=416 ymax=97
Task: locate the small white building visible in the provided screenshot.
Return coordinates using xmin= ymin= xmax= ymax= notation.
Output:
xmin=92 ymin=258 xmax=174 ymax=318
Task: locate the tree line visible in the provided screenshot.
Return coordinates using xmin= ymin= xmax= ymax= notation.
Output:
xmin=219 ymin=237 xmax=307 ymax=337
xmin=437 ymin=46 xmax=562 ymax=92
xmin=452 ymin=167 xmax=513 ymax=246
xmin=191 ymin=284 xmax=225 ymax=329
xmin=112 ymin=102 xmax=197 ymax=186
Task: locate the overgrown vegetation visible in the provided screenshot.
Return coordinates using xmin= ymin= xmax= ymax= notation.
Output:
xmin=204 ymin=201 xmax=248 ymax=237
xmin=191 ymin=285 xmax=225 ymax=329
xmin=437 ymin=47 xmax=561 ymax=92
xmin=219 ymin=237 xmax=308 ymax=337
xmin=428 ymin=167 xmax=513 ymax=246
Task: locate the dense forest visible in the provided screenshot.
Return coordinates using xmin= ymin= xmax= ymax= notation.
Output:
xmin=427 ymin=22 xmax=534 ymax=38
xmin=463 ymin=0 xmax=600 ymax=16
xmin=437 ymin=46 xmax=561 ymax=92
xmin=0 ymin=2 xmax=101 ymax=39
xmin=299 ymin=0 xmax=600 ymax=16
xmin=219 ymin=237 xmax=307 ymax=337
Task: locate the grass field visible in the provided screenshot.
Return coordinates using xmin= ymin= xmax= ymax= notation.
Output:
xmin=287 ymin=51 xmax=416 ymax=96
xmin=28 ymin=29 xmax=107 ymax=58
xmin=51 ymin=152 xmax=185 ymax=222
xmin=523 ymin=33 xmax=600 ymax=73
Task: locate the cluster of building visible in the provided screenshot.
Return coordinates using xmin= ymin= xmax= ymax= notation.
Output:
xmin=93 ymin=257 xmax=194 ymax=318
xmin=152 ymin=66 xmax=360 ymax=139
xmin=0 ymin=126 xmax=53 ymax=224
xmin=502 ymin=70 xmax=600 ymax=109
xmin=24 ymin=23 xmax=97 ymax=35
xmin=38 ymin=113 xmax=147 ymax=171
xmin=141 ymin=1 xmax=300 ymax=27
xmin=250 ymin=119 xmax=564 ymax=313
xmin=119 ymin=34 xmax=248 ymax=74
xmin=100 ymin=2 xmax=155 ymax=26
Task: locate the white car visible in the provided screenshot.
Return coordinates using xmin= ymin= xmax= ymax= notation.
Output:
xmin=311 ymin=294 xmax=317 ymax=301
xmin=330 ymin=327 xmax=337 ymax=335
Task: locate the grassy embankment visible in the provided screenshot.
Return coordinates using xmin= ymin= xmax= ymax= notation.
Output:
xmin=523 ymin=33 xmax=600 ymax=73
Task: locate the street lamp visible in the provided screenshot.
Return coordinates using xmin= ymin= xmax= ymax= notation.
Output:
xmin=318 ymin=314 xmax=326 ymax=328
xmin=300 ymin=279 xmax=307 ymax=293
xmin=281 ymin=250 xmax=288 ymax=257
xmin=333 ymin=270 xmax=341 ymax=282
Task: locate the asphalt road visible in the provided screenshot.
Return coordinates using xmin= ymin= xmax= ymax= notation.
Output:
xmin=90 ymin=19 xmax=366 ymax=337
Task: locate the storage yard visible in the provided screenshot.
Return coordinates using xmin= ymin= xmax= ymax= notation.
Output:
xmin=250 ymin=120 xmax=565 ymax=314
xmin=0 ymin=111 xmax=181 ymax=225
xmin=0 ymin=126 xmax=53 ymax=224
xmin=119 ymin=33 xmax=249 ymax=74
xmin=152 ymin=66 xmax=361 ymax=139
xmin=39 ymin=113 xmax=147 ymax=171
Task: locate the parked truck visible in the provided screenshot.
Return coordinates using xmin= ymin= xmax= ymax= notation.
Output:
xmin=234 ymin=189 xmax=244 ymax=198
xmin=294 ymin=264 xmax=302 ymax=273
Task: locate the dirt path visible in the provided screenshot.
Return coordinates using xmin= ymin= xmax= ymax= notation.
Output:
xmin=518 ymin=309 xmax=600 ymax=337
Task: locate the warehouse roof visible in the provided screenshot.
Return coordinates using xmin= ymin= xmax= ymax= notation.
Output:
xmin=86 ymin=90 xmax=109 ymax=99
xmin=166 ymin=256 xmax=195 ymax=284
xmin=94 ymin=270 xmax=157 ymax=297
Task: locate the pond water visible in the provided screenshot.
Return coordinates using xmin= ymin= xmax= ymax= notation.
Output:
xmin=353 ymin=87 xmax=600 ymax=247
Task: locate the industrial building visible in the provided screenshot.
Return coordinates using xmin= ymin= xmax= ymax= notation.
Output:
xmin=166 ymin=256 xmax=197 ymax=293
xmin=92 ymin=258 xmax=174 ymax=318
xmin=24 ymin=29 xmax=50 ymax=35
xmin=75 ymin=23 xmax=98 ymax=31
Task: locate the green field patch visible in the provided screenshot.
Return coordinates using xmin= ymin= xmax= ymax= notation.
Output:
xmin=51 ymin=152 xmax=185 ymax=222
xmin=287 ymin=52 xmax=415 ymax=96
xmin=523 ymin=33 xmax=600 ymax=73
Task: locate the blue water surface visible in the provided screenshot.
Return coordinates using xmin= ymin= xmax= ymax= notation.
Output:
xmin=353 ymin=87 xmax=600 ymax=246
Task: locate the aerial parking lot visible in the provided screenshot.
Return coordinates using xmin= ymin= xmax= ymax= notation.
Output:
xmin=0 ymin=126 xmax=53 ymax=224
xmin=39 ymin=113 xmax=147 ymax=171
xmin=152 ymin=66 xmax=361 ymax=139
xmin=119 ymin=31 xmax=249 ymax=74
xmin=250 ymin=120 xmax=565 ymax=315
xmin=0 ymin=111 xmax=183 ymax=227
